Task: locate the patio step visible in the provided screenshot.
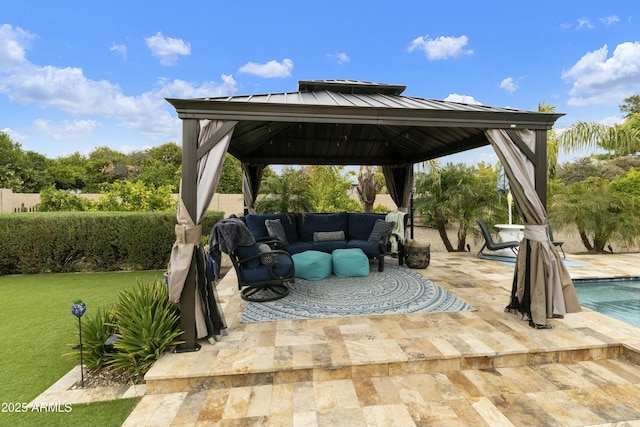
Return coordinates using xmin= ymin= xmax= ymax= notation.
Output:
xmin=144 ymin=341 xmax=627 ymax=395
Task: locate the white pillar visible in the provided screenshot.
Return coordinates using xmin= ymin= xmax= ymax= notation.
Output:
xmin=0 ymin=189 xmax=13 ymax=213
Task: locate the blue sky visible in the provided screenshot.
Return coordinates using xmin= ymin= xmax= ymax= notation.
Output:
xmin=2 ymin=1 xmax=639 ymax=165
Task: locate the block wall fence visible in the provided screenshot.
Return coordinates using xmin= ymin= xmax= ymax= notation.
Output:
xmin=0 ymin=189 xmax=397 ymax=216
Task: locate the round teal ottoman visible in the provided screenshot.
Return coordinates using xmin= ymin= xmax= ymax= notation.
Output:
xmin=332 ymin=248 xmax=370 ymax=277
xmin=292 ymin=250 xmax=333 ymax=281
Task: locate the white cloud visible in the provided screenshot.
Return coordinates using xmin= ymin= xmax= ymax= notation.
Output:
xmin=328 ymin=52 xmax=350 ymax=64
xmin=563 ymin=15 xmax=620 ymax=30
xmin=562 ymin=41 xmax=640 ymax=106
xmin=600 ymin=15 xmax=620 ymax=26
xmin=118 ymin=144 xmax=153 ymax=154
xmin=145 ymin=32 xmax=191 ymax=66
xmin=408 ymin=35 xmax=473 ymax=60
xmin=110 ymin=43 xmax=127 ymax=60
xmin=0 ymin=24 xmax=35 ymax=73
xmin=238 ymin=58 xmax=293 ymax=78
xmin=0 ymin=25 xmax=238 ymax=141
xmin=499 ymin=77 xmax=518 ymax=94
xmin=599 ymin=116 xmax=624 ymax=126
xmin=444 ymin=93 xmax=482 ymax=105
xmin=1 ymin=127 xmax=27 ymax=143
xmin=32 ymin=119 xmax=100 ymax=140
xmin=577 ymin=18 xmax=595 ymax=29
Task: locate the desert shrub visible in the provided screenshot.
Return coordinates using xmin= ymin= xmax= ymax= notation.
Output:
xmin=67 ymin=281 xmax=182 ymax=376
xmin=67 ymin=307 xmax=118 ymax=370
xmin=106 ymin=281 xmax=183 ymax=375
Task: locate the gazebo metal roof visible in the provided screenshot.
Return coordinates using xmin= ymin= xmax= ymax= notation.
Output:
xmin=167 ymin=80 xmax=562 ymax=166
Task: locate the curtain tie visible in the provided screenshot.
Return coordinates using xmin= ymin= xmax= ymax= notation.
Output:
xmin=175 ymin=224 xmax=202 ymax=245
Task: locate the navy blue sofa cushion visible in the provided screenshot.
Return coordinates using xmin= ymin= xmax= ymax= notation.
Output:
xmin=312 ymin=240 xmax=348 ymax=253
xmin=347 ymin=212 xmax=386 ymax=241
xmin=297 ymin=212 xmax=349 ymax=242
xmin=347 ymin=239 xmax=386 ymax=257
xmin=287 ymin=241 xmax=314 ymax=255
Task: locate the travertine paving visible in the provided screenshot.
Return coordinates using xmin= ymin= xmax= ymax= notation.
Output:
xmin=124 ymin=252 xmax=640 ymax=426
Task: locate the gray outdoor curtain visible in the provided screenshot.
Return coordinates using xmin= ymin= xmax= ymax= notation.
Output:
xmin=168 ymin=119 xmax=234 ymax=339
xmin=242 ymin=162 xmax=266 ymax=214
xmin=382 ymin=164 xmax=414 ymax=211
xmin=485 ymin=129 xmax=581 ymax=327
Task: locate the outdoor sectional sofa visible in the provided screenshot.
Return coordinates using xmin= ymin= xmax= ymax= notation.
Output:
xmin=244 ymin=212 xmax=400 ymax=272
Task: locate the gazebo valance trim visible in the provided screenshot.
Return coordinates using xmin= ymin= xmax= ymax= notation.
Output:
xmin=167 ymin=98 xmax=561 ymax=130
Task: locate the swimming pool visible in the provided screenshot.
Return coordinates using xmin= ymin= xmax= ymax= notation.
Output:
xmin=574 ymin=277 xmax=640 ymax=328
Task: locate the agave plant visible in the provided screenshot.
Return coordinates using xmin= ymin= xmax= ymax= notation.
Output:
xmin=66 ymin=306 xmax=118 ymax=369
xmin=106 ymin=281 xmax=183 ymax=375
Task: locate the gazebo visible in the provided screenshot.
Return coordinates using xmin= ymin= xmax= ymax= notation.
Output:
xmin=166 ymin=80 xmax=580 ymax=352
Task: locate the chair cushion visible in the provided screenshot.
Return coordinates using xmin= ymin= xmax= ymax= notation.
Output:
xmin=332 ymin=248 xmax=370 ymax=277
xmin=292 ymin=250 xmax=333 ymax=281
xmin=239 ymin=253 xmax=294 ymax=282
xmin=234 ymin=243 xmax=262 ymax=269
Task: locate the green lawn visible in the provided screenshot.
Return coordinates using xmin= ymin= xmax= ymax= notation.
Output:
xmin=0 ymin=270 xmax=164 ymax=427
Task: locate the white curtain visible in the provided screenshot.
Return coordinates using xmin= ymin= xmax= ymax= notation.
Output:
xmin=168 ymin=120 xmax=233 ymax=303
xmin=485 ymin=129 xmax=580 ymax=327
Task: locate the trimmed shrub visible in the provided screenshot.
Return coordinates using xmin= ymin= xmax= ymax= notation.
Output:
xmin=0 ymin=211 xmax=223 ymax=274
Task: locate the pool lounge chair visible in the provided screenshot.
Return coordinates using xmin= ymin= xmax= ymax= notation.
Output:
xmin=548 ymin=225 xmax=566 ymax=258
xmin=476 ymin=219 xmax=519 ymax=258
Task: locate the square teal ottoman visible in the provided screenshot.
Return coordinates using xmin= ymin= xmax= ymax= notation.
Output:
xmin=332 ymin=248 xmax=370 ymax=277
xmin=292 ymin=250 xmax=333 ymax=281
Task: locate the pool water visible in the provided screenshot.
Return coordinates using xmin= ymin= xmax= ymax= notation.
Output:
xmin=574 ymin=278 xmax=640 ymax=328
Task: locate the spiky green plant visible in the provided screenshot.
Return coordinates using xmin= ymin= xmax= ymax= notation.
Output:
xmin=106 ymin=281 xmax=183 ymax=375
xmin=66 ymin=307 xmax=118 ymax=369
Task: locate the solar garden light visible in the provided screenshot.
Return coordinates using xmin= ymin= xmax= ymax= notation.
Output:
xmin=71 ymin=298 xmax=87 ymax=387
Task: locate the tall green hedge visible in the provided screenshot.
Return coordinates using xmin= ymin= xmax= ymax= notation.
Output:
xmin=0 ymin=211 xmax=223 ymax=274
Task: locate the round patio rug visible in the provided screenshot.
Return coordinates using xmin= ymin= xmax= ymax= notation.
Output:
xmin=240 ymin=262 xmax=475 ymax=322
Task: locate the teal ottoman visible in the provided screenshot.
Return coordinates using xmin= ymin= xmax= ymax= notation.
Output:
xmin=332 ymin=248 xmax=370 ymax=277
xmin=292 ymin=250 xmax=333 ymax=281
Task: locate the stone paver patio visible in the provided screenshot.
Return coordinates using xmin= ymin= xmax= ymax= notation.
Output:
xmin=34 ymin=251 xmax=640 ymax=426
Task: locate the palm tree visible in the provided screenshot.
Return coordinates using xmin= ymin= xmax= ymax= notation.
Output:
xmin=254 ymin=167 xmax=315 ymax=214
xmin=414 ymin=162 xmax=502 ymax=252
xmin=357 ymin=166 xmax=376 ymax=213
xmin=560 ymin=120 xmax=639 ymax=157
xmin=538 ymin=101 xmax=560 ymax=178
xmin=550 ymin=177 xmax=639 ymax=252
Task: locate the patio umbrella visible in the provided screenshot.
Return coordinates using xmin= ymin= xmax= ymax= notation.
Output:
xmin=486 ymin=129 xmax=581 ymax=328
